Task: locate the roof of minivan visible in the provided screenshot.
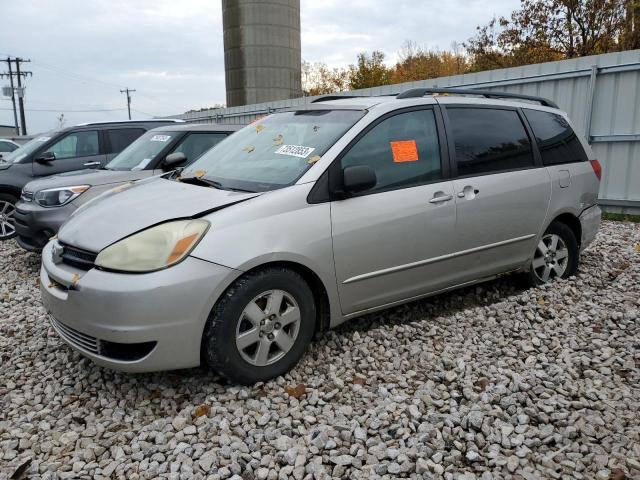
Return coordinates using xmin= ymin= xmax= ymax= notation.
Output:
xmin=148 ymin=123 xmax=243 ymax=133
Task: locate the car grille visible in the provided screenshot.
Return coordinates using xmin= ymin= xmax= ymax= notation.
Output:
xmin=50 ymin=315 xmax=100 ymax=354
xmin=20 ymin=191 xmax=33 ymax=202
xmin=61 ymin=243 xmax=97 ymax=270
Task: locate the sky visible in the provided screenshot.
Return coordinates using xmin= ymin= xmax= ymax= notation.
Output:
xmin=0 ymin=0 xmax=519 ymax=134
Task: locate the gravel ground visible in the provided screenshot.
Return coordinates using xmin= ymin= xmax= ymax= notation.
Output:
xmin=1 ymin=220 xmax=639 ymax=480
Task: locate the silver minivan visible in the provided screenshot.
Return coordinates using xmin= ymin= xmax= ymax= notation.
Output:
xmin=40 ymin=89 xmax=602 ymax=384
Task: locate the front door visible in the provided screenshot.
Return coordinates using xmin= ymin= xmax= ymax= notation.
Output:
xmin=444 ymin=106 xmax=551 ymax=281
xmin=32 ymin=129 xmax=107 ymax=176
xmin=330 ymin=108 xmax=459 ymax=315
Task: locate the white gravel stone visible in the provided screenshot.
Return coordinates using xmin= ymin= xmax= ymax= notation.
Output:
xmin=1 ymin=221 xmax=639 ymax=480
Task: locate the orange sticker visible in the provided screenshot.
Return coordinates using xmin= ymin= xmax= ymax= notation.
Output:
xmin=390 ymin=140 xmax=419 ymax=163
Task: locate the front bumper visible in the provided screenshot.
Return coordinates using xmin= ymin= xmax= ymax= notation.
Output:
xmin=40 ymin=240 xmax=240 ymax=372
xmin=579 ymin=204 xmax=601 ymax=251
xmin=14 ymin=200 xmax=75 ymax=252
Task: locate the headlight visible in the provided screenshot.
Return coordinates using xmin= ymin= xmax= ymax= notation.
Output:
xmin=95 ymin=219 xmax=209 ymax=272
xmin=34 ymin=185 xmax=90 ymax=208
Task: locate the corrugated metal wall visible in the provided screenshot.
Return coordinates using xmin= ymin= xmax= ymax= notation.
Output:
xmin=174 ymin=49 xmax=640 ymax=212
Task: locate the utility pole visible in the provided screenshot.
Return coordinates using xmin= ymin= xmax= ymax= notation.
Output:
xmin=5 ymin=58 xmax=19 ymax=135
xmin=15 ymin=58 xmax=31 ymax=135
xmin=1 ymin=57 xmax=31 ymax=135
xmin=120 ymin=88 xmax=136 ymax=120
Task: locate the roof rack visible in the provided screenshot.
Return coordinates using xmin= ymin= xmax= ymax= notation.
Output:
xmin=75 ymin=119 xmax=185 ymax=127
xmin=396 ymin=87 xmax=558 ymax=108
xmin=310 ymin=95 xmax=367 ymax=103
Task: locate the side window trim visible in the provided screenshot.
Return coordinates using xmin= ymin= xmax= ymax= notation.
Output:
xmin=328 ymin=105 xmax=450 ymax=199
xmin=517 ymin=108 xmax=543 ymax=167
xmin=441 ymin=104 xmax=539 ymax=179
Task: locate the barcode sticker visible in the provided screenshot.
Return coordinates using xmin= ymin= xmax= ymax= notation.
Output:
xmin=275 ymin=144 xmax=315 ymax=159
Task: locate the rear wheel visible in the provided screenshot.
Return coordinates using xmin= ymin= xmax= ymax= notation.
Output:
xmin=526 ymin=221 xmax=578 ymax=286
xmin=202 ymin=267 xmax=315 ymax=385
xmin=0 ymin=193 xmax=17 ymax=240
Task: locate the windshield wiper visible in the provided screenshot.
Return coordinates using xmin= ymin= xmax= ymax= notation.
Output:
xmin=179 ymin=175 xmax=256 ymax=193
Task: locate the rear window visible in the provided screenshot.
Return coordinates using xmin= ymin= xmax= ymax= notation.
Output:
xmin=523 ymin=109 xmax=588 ymax=165
xmin=448 ymin=108 xmax=534 ymax=177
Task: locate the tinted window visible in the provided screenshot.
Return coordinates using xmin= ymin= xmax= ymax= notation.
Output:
xmin=340 ymin=109 xmax=441 ymax=194
xmin=0 ymin=141 xmax=18 ymax=153
xmin=448 ymin=108 xmax=533 ymax=176
xmin=171 ymin=132 xmax=229 ymax=166
xmin=47 ymin=130 xmax=100 ymax=159
xmin=107 ymin=128 xmax=145 ymax=153
xmin=523 ymin=109 xmax=588 ymax=165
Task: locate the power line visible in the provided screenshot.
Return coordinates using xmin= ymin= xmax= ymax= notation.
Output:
xmin=0 ymin=107 xmax=124 ymax=112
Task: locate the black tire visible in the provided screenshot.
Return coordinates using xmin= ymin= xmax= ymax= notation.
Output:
xmin=202 ymin=267 xmax=316 ymax=385
xmin=526 ymin=220 xmax=579 ymax=287
xmin=0 ymin=193 xmax=18 ymax=241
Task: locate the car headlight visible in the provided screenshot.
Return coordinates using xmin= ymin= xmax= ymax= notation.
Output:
xmin=95 ymin=219 xmax=210 ymax=272
xmin=34 ymin=185 xmax=90 ymax=208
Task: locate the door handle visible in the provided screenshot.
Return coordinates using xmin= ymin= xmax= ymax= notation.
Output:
xmin=83 ymin=161 xmax=101 ymax=167
xmin=429 ymin=194 xmax=453 ymax=204
xmin=457 ymin=186 xmax=480 ymax=198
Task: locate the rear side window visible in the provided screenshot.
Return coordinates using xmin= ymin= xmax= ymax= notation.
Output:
xmin=523 ymin=109 xmax=588 ymax=165
xmin=448 ymin=108 xmax=534 ymax=177
xmin=106 ymin=128 xmax=145 ymax=154
xmin=340 ymin=109 xmax=442 ymax=194
xmin=171 ymin=132 xmax=229 ymax=165
xmin=47 ymin=130 xmax=100 ymax=159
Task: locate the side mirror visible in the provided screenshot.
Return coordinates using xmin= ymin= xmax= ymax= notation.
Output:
xmin=163 ymin=152 xmax=187 ymax=169
xmin=342 ymin=165 xmax=377 ymax=195
xmin=35 ymin=151 xmax=56 ymax=164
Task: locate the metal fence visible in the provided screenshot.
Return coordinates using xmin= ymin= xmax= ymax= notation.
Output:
xmin=174 ymin=49 xmax=640 ymax=213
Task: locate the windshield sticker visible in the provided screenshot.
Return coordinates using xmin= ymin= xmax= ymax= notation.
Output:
xmin=273 ymin=134 xmax=284 ymax=146
xmin=275 ymin=145 xmax=315 ymax=159
xmin=150 ymin=134 xmax=171 ymax=142
xmin=36 ymin=136 xmax=51 ymax=142
xmin=390 ymin=140 xmax=419 ymax=163
xmin=132 ymin=158 xmax=153 ymax=171
xmin=243 ymin=145 xmax=255 ymax=153
xmin=307 ymin=155 xmax=322 ymax=164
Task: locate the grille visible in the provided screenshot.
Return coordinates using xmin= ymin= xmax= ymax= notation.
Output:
xmin=61 ymin=244 xmax=97 ymax=270
xmin=50 ymin=315 xmax=100 ymax=354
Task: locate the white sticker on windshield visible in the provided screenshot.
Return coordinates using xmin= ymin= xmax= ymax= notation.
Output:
xmin=132 ymin=158 xmax=153 ymax=171
xmin=275 ymin=144 xmax=315 ymax=159
xmin=36 ymin=136 xmax=51 ymax=142
xmin=150 ymin=135 xmax=171 ymax=142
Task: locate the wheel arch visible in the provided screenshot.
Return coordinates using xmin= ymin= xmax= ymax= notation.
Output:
xmin=550 ymin=211 xmax=582 ymax=247
xmin=0 ymin=185 xmax=21 ymax=199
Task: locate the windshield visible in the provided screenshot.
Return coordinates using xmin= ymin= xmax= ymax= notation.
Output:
xmin=106 ymin=130 xmax=176 ymax=171
xmin=4 ymin=134 xmax=55 ymax=164
xmin=181 ymin=109 xmax=364 ymax=192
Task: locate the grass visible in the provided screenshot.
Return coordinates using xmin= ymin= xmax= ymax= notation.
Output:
xmin=602 ymin=212 xmax=640 ymax=223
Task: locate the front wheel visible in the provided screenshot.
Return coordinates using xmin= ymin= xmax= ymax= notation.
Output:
xmin=202 ymin=267 xmax=316 ymax=385
xmin=526 ymin=221 xmax=579 ymax=286
xmin=0 ymin=193 xmax=18 ymax=240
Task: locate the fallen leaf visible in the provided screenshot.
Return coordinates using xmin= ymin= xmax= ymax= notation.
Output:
xmin=71 ymin=274 xmax=81 ymax=286
xmin=193 ymin=404 xmax=211 ymax=418
xmin=255 ymin=124 xmax=265 ymax=133
xmin=193 ymin=170 xmax=206 ymax=178
xmin=10 ymin=458 xmax=31 ymax=480
xmin=307 ymin=155 xmax=322 ymax=164
xmin=146 ymin=390 xmax=161 ymax=401
xmin=474 ymin=377 xmax=490 ymax=392
xmin=352 ymin=377 xmax=366 ymax=385
xmin=49 ymin=234 xmax=57 ymax=241
xmin=284 ymin=383 xmax=306 ymax=399
xmin=537 ymin=298 xmax=546 ymax=305
xmin=273 ymin=134 xmax=284 ymax=146
xmin=634 ymin=244 xmax=640 ymax=253
xmin=609 ymin=468 xmax=626 ymax=480
xmin=48 ymin=282 xmax=56 ymax=289
xmin=243 ymin=145 xmax=255 ymax=153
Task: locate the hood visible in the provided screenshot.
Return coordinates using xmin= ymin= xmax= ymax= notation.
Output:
xmin=58 ymin=177 xmax=261 ymax=252
xmin=24 ymin=169 xmax=153 ymax=192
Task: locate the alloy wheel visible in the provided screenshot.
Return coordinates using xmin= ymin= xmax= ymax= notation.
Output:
xmin=0 ymin=200 xmax=16 ymax=239
xmin=532 ymin=233 xmax=569 ymax=282
xmin=235 ymin=289 xmax=301 ymax=366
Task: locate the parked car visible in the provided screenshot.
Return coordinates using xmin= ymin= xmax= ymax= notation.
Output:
xmin=0 ymin=119 xmax=183 ymax=240
xmin=0 ymin=139 xmax=20 ymax=160
xmin=40 ymin=89 xmax=601 ymax=384
xmin=14 ymin=124 xmax=241 ymax=252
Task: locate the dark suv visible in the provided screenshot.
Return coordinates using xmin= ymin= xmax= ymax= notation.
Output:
xmin=0 ymin=119 xmax=182 ymax=240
